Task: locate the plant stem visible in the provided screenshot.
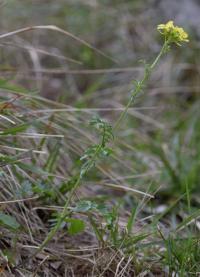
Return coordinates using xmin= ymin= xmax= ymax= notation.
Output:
xmin=33 ymin=40 xmax=169 ymax=257
xmin=33 ymin=176 xmax=81 ymax=257
xmin=33 ymin=127 xmax=106 ymax=256
xmin=113 ymin=40 xmax=168 ymax=131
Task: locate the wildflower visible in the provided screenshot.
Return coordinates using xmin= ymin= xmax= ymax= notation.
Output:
xmin=157 ymin=20 xmax=189 ymax=45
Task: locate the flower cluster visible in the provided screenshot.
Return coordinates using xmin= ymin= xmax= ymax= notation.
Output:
xmin=157 ymin=20 xmax=189 ymax=45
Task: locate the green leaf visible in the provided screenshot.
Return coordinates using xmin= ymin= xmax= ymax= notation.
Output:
xmin=126 ymin=207 xmax=137 ymax=235
xmin=0 ymin=212 xmax=20 ymax=230
xmin=73 ymin=200 xmax=96 ymax=212
xmin=175 ymin=209 xmax=200 ymax=232
xmin=0 ymin=78 xmax=28 ymax=93
xmin=65 ymin=218 xmax=85 ymax=235
xmin=16 ymin=180 xmax=33 ymax=198
xmin=0 ymin=123 xmax=28 ymax=136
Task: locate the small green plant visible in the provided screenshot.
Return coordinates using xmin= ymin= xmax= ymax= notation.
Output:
xmin=33 ymin=20 xmax=189 ymax=257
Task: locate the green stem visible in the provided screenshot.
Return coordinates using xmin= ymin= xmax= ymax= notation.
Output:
xmin=114 ymin=40 xmax=168 ymax=131
xmin=33 ymin=40 xmax=169 ymax=257
xmin=33 ymin=176 xmax=81 ymax=257
xmin=33 ymin=127 xmax=106 ymax=256
xmin=150 ymin=41 xmax=168 ymax=70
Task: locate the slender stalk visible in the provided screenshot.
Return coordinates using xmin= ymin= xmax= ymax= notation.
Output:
xmin=113 ymin=40 xmax=168 ymax=131
xmin=33 ymin=40 xmax=169 ymax=257
xmin=33 ymin=176 xmax=81 ymax=257
xmin=33 ymin=127 xmax=105 ymax=256
xmin=150 ymin=40 xmax=168 ymax=70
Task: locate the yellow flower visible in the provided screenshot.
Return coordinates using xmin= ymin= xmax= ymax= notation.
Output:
xmin=158 ymin=21 xmax=174 ymax=32
xmin=157 ymin=20 xmax=189 ymax=45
